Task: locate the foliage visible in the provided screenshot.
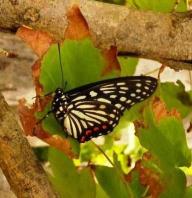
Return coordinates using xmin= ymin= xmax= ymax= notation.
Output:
xmin=19 ymin=1 xmax=192 ymax=198
xmin=38 ymin=38 xmax=192 ymax=198
xmin=126 ymin=0 xmax=188 ymax=12
xmin=49 ymin=148 xmax=96 ymax=198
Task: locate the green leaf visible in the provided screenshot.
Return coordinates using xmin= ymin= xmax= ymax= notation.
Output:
xmin=184 ymin=186 xmax=192 ymax=198
xmin=139 ymin=107 xmax=191 ymax=170
xmin=96 ymin=184 xmax=109 ymax=198
xmin=129 ymin=171 xmax=146 ymax=198
xmin=160 ymin=168 xmax=186 ymax=198
xmin=40 ymin=39 xmax=107 ymax=94
xmin=118 ymin=56 xmax=138 ymax=76
xmin=95 ymin=165 xmax=133 ymax=198
xmin=175 ymin=0 xmax=188 ymax=12
xmin=136 ymin=0 xmax=175 ymax=12
xmin=160 ymin=82 xmax=192 ymax=118
xmin=33 ymin=147 xmax=48 ymax=162
xmin=49 ymin=148 xmax=96 ymax=198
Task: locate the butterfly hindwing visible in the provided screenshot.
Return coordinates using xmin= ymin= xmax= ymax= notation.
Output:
xmin=63 ymin=101 xmax=122 ymax=142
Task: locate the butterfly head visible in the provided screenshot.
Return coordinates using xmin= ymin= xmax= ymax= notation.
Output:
xmin=51 ymin=88 xmax=67 ymax=121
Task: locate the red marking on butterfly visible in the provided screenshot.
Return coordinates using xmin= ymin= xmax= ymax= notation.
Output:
xmin=102 ymin=124 xmax=107 ymax=129
xmin=93 ymin=127 xmax=99 ymax=132
xmin=80 ymin=136 xmax=86 ymax=143
xmin=85 ymin=130 xmax=92 ymax=136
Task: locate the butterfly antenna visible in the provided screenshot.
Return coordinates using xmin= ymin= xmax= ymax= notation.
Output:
xmin=57 ymin=43 xmax=65 ymax=89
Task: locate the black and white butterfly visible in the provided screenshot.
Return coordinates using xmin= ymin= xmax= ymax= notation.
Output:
xmin=48 ymin=76 xmax=157 ymax=143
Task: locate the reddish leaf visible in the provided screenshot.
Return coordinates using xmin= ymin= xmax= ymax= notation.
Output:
xmin=125 ymin=153 xmax=163 ymax=198
xmin=18 ymin=99 xmax=75 ymax=158
xmin=65 ymin=6 xmax=91 ymax=40
xmin=102 ymin=46 xmax=121 ymax=75
xmin=152 ymin=97 xmax=180 ymax=121
xmin=17 ymin=26 xmax=54 ymax=57
xmin=158 ymin=64 xmax=166 ymax=78
xmin=65 ymin=6 xmax=120 ymax=74
xmin=32 ymin=60 xmax=43 ymax=96
xmin=18 ymin=98 xmax=37 ymax=136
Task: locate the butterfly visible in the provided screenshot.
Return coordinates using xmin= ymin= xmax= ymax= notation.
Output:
xmin=46 ymin=76 xmax=157 ymax=143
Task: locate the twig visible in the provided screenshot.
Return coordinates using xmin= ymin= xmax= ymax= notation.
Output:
xmin=1 ymin=0 xmax=192 ymax=70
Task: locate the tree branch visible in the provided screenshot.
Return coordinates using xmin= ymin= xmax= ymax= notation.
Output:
xmin=0 ymin=93 xmax=58 ymax=198
xmin=0 ymin=0 xmax=192 ymax=70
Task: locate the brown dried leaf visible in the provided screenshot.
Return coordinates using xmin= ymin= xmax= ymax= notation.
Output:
xmin=65 ymin=6 xmax=91 ymax=40
xmin=18 ymin=98 xmax=37 ymax=136
xmin=17 ymin=26 xmax=54 ymax=57
xmin=125 ymin=153 xmax=163 ymax=198
xmin=152 ymin=97 xmax=180 ymax=121
xmin=158 ymin=64 xmax=166 ymax=78
xmin=18 ymin=99 xmax=75 ymax=158
xmin=102 ymin=46 xmax=121 ymax=75
xmin=32 ymin=60 xmax=43 ymax=96
xmin=44 ymin=135 xmax=75 ymax=158
xmin=65 ymin=6 xmax=120 ymax=74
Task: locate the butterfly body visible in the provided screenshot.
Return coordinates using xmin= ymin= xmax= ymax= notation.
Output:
xmin=51 ymin=76 xmax=157 ymax=143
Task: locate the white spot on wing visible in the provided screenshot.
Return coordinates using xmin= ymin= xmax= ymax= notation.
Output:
xmin=110 ymin=95 xmax=117 ymax=99
xmin=115 ymin=103 xmax=121 ymax=108
xmin=77 ymin=104 xmax=96 ymax=109
xmin=110 ymin=114 xmax=115 ymax=118
xmin=119 ymin=91 xmax=126 ymax=94
xmin=99 ymin=105 xmax=106 ymax=109
xmin=97 ymin=98 xmax=111 ymax=104
xmin=103 ymin=90 xmax=114 ymax=94
xmin=117 ymin=82 xmax=126 ymax=86
xmin=72 ymin=95 xmax=86 ymax=102
xmin=68 ymin=104 xmax=74 ymax=109
xmin=121 ymin=107 xmax=124 ymax=111
xmin=59 ymin=106 xmax=63 ymax=111
xmin=90 ymin=91 xmax=98 ymax=97
xmin=100 ymin=88 xmax=115 ymax=91
xmin=102 ymin=84 xmax=114 ymax=88
xmin=120 ymin=87 xmax=128 ymax=90
xmin=120 ymin=97 xmax=126 ymax=102
xmin=136 ymin=83 xmax=142 ymax=87
xmin=131 ymin=93 xmax=136 ymax=97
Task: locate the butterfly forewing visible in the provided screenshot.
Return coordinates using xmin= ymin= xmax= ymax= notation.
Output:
xmin=66 ymin=76 xmax=157 ymax=111
xmin=63 ymin=101 xmax=121 ymax=142
xmin=52 ymin=76 xmax=157 ymax=142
